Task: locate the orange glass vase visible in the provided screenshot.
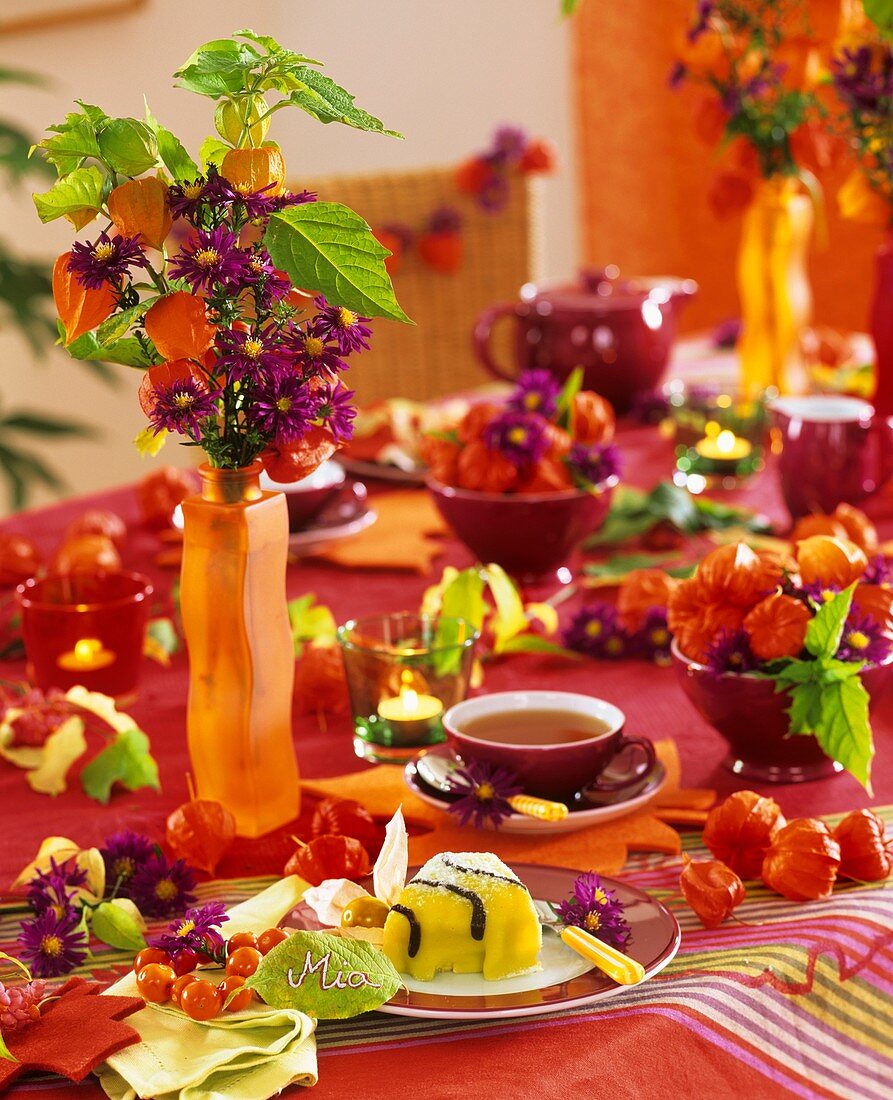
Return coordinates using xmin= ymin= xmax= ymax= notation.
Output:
xmin=736 ymin=175 xmax=813 ymax=397
xmin=180 ymin=461 xmax=301 ymax=837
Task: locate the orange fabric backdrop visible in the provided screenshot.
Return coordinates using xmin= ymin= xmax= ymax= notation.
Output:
xmin=572 ymin=0 xmax=886 ymax=335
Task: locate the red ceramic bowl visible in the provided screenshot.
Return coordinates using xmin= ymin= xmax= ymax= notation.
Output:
xmin=427 ymin=477 xmax=617 ymax=583
xmin=261 ymin=460 xmax=346 ymax=531
xmin=671 ymin=640 xmax=893 ymax=783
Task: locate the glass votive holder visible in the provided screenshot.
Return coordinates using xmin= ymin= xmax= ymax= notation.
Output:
xmin=337 ymin=612 xmax=478 ymax=764
xmin=664 ymin=379 xmax=773 ymax=491
xmin=17 ymin=571 xmax=153 ymax=700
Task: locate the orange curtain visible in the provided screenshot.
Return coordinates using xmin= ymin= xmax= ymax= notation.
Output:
xmin=572 ymin=0 xmax=884 ymax=335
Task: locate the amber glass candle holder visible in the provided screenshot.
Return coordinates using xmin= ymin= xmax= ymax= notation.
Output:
xmin=665 ymin=380 xmax=771 ymax=490
xmin=337 ymin=613 xmax=478 ymax=764
xmin=17 ymin=572 xmax=153 ymax=700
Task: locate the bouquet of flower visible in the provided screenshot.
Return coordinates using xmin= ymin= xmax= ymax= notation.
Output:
xmin=671 ymin=0 xmax=826 ymax=214
xmin=33 ymin=30 xmax=409 ymax=477
xmin=420 ymin=369 xmax=620 ymax=494
xmin=829 ymin=14 xmax=893 ymax=226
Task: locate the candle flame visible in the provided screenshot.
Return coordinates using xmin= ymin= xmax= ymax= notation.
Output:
xmin=74 ymin=638 xmax=103 ymax=662
xmin=401 ymin=688 xmax=420 ymax=716
xmin=715 ymin=429 xmax=737 ymax=455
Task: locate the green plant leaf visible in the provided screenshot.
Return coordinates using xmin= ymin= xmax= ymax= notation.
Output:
xmin=96 ymin=303 xmax=150 ymax=344
xmin=583 ymin=552 xmax=677 ymax=580
xmin=198 ymin=135 xmax=230 ymax=170
xmin=90 ymin=900 xmax=147 ymax=952
xmin=815 ymin=675 xmax=874 ymax=792
xmin=174 ymin=38 xmax=262 ymax=98
xmin=245 ymin=928 xmax=402 ymax=1019
xmin=433 ymin=567 xmax=485 ymax=675
xmin=97 ymin=118 xmax=158 ymax=177
xmin=497 ymin=635 xmax=581 ymax=658
xmin=555 ymin=365 xmax=584 ymax=423
xmin=805 ymin=585 xmax=855 ymax=659
xmin=772 ymin=659 xmax=823 ymax=687
xmin=284 ymin=68 xmax=402 ymax=136
xmin=483 ymin=563 xmax=528 ymax=653
xmin=0 ymin=1031 xmax=15 ymax=1063
xmin=34 ymin=116 xmax=100 ymax=177
xmin=863 ymin=0 xmax=893 ymax=35
xmin=64 ymin=326 xmax=153 ymax=368
xmin=264 ymin=202 xmax=412 ymax=323
xmin=288 ymin=593 xmax=336 ymax=649
xmin=144 ymin=103 xmax=198 ymax=181
xmin=32 ymin=165 xmax=104 ymax=226
xmin=80 ymin=728 xmax=160 ymax=804
xmin=146 ymin=616 xmax=180 ymax=658
xmin=785 ymin=679 xmax=823 ymax=733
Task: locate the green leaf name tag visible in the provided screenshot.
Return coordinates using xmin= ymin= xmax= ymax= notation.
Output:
xmin=245 ymin=929 xmax=402 ymax=1019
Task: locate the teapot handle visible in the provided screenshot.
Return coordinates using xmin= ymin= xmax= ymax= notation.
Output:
xmin=472 ymin=303 xmax=519 ymax=382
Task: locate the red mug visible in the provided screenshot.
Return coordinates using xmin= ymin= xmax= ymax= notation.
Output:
xmin=771 ymin=395 xmax=893 ymax=519
xmin=443 ymin=690 xmax=655 ymax=802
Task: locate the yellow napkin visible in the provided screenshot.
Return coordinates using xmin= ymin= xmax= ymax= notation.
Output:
xmin=310 ymin=489 xmax=447 ymax=573
xmin=97 ymin=878 xmax=317 ymax=1100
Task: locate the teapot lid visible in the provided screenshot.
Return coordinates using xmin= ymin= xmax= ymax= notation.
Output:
xmin=521 ymin=267 xmax=698 ymax=313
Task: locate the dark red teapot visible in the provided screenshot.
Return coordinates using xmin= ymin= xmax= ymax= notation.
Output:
xmin=473 ymin=267 xmax=697 ymax=413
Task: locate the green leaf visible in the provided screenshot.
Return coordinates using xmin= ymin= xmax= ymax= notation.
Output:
xmin=90 ymin=901 xmax=147 ymax=952
xmin=35 ymin=116 xmax=100 ymax=177
xmin=174 ymin=39 xmax=261 ymax=98
xmin=288 ymin=593 xmax=336 ymax=649
xmin=64 ymin=325 xmax=153 ymax=368
xmin=32 ymin=165 xmax=104 ymax=226
xmin=583 ymin=552 xmax=675 ymax=580
xmin=555 ymin=366 xmax=584 ymax=422
xmin=146 ymin=616 xmax=180 ymax=658
xmin=0 ymin=1031 xmax=16 ymax=1063
xmin=144 ymin=103 xmax=199 ymax=180
xmin=0 ymin=412 xmax=94 ymax=438
xmin=647 ymin=482 xmax=700 ymax=533
xmin=97 ymin=118 xmax=159 ymax=177
xmin=864 ymin=0 xmax=893 ymax=35
xmin=245 ymin=929 xmax=402 ymax=1019
xmin=285 ymin=68 xmax=401 ymax=136
xmin=96 ymin=303 xmax=150 ymax=344
xmin=785 ymin=679 xmax=823 ymax=733
xmin=199 ymin=135 xmax=230 ymax=171
xmin=264 ymin=202 xmax=412 ymax=323
xmin=815 ymin=675 xmax=874 ymax=792
xmin=772 ymin=658 xmax=823 ymax=686
xmin=80 ymin=728 xmax=160 ymax=804
xmin=805 ymin=586 xmax=855 ymax=659
xmin=433 ymin=567 xmax=485 ymax=675
xmin=498 ymin=635 xmax=581 ymax=658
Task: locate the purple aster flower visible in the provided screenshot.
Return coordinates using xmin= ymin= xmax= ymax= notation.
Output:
xmin=68 ymin=232 xmax=147 ymax=290
xmin=704 ymin=628 xmax=757 ymax=677
xmin=314 ymin=295 xmax=372 ymax=355
xmin=490 ymin=125 xmax=528 ymax=165
xmin=249 ymin=371 xmax=319 ymax=444
xmin=482 ymin=410 xmax=549 ymax=468
xmin=150 ymin=901 xmax=229 ymax=957
xmin=447 ymin=760 xmax=523 ymax=830
xmin=563 ymin=604 xmax=629 ymax=659
xmin=508 ymin=369 xmax=562 ymax=417
xmin=831 ymin=45 xmax=893 ymax=112
xmin=427 ymin=206 xmax=463 ymax=235
xmin=17 ymin=908 xmax=88 ymax=978
xmin=802 ymin=582 xmax=842 ymax=608
xmin=712 ymin=317 xmax=742 ymax=349
xmin=167 ymin=177 xmax=209 ymax=221
xmin=556 ymin=871 xmax=631 ymax=949
xmin=315 ymin=380 xmax=356 ymax=443
xmin=216 ymin=325 xmax=292 ymax=382
xmin=130 ymin=853 xmax=197 ymax=918
xmin=168 ymin=226 xmax=251 ymax=293
xmin=567 ymin=441 xmax=622 ymax=488
xmin=101 ymin=830 xmax=154 ymax=892
xmin=687 ymin=0 xmax=714 ymax=42
xmin=270 ymin=188 xmax=318 ymax=211
xmin=635 ymin=606 xmax=673 ymax=665
xmin=244 ymin=248 xmax=291 ymax=306
xmin=477 ymin=170 xmax=510 ymax=211
xmin=837 ymin=611 xmax=892 ymax=665
xmin=148 ymin=375 xmax=220 ymax=438
xmin=26 ymin=858 xmax=86 ymax=918
xmin=288 ymin=323 xmax=348 ymax=379
xmin=862 ymin=554 xmax=893 ymax=588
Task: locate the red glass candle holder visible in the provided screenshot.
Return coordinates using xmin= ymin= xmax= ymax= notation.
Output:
xmin=17 ymin=572 xmax=153 ymax=699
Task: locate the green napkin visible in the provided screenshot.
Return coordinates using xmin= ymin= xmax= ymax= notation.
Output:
xmin=97 ymin=877 xmax=318 ymax=1100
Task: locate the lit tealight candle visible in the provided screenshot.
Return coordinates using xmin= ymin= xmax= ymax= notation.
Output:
xmin=57 ymin=637 xmax=116 ymax=672
xmin=377 ymin=670 xmax=443 ymax=744
xmin=694 ymin=429 xmax=752 ymax=463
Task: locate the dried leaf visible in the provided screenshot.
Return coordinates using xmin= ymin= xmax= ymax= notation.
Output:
xmin=27 ymin=717 xmax=87 ymax=796
xmin=373 ymin=807 xmax=407 ymax=906
xmin=12 ymin=837 xmax=80 ymax=889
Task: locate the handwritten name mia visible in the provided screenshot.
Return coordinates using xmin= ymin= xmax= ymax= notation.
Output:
xmin=288 ymin=950 xmax=382 ymax=991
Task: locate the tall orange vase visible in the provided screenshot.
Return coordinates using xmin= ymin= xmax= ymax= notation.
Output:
xmin=180 ymin=461 xmax=301 ymax=837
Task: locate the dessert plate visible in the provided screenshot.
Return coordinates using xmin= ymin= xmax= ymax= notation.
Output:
xmin=404 ymin=745 xmax=667 ymax=835
xmin=339 ymin=455 xmax=427 ymax=486
xmin=292 ymin=864 xmax=679 ymax=1021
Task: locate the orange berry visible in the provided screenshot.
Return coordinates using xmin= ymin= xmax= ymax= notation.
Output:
xmin=218 ymin=974 xmax=253 ymax=1012
xmin=136 ymin=963 xmax=176 ymax=1004
xmin=257 ymin=927 xmax=288 ymax=955
xmin=133 ymin=947 xmax=171 ymax=974
xmin=171 ymin=973 xmax=197 ymax=1008
xmin=180 ymin=978 xmax=222 ymax=1021
xmin=225 ymin=946 xmax=262 ymax=978
xmin=226 ymin=931 xmax=258 ymax=954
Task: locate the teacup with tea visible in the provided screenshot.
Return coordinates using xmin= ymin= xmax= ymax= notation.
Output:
xmin=443 ymin=690 xmax=655 ymax=802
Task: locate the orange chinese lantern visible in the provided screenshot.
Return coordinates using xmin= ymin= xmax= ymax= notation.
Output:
xmin=0 ymin=534 xmax=42 ymax=587
xmin=518 ymin=456 xmax=573 ymax=493
xmin=851 ymin=585 xmax=893 ymax=641
xmin=570 ymin=391 xmax=615 ymax=445
xmin=696 ymin=542 xmax=782 ymax=608
xmin=833 ymin=809 xmax=892 ymax=882
xmin=144 ymin=292 xmax=217 ymax=362
xmin=761 ymin=818 xmax=841 ymax=901
xmin=667 ymin=575 xmax=745 ymax=663
xmin=543 ymin=422 xmax=572 ymax=459
xmin=679 ymin=856 xmax=746 ymax=929
xmin=703 ymin=790 xmax=786 ymax=879
xmin=221 ymin=147 xmax=286 ymax=198
xmin=618 ymin=569 xmax=679 ymax=632
xmin=790 ymin=513 xmax=847 ymax=543
xmin=137 ymin=467 xmax=197 ymax=528
xmin=743 ymin=591 xmax=812 ymax=661
xmin=137 ymin=360 xmax=208 ymax=420
xmin=832 ymin=503 xmax=878 ymax=553
xmin=261 ymin=426 xmax=338 ymax=484
xmin=456 ymin=440 xmax=518 ymax=493
xmin=796 ymin=535 xmax=867 ymax=589
xmin=50 ymin=534 xmax=122 ymax=575
xmin=419 ymin=436 xmax=461 ymax=487
xmin=107 ymin=177 xmax=172 ymax=250
xmin=64 ymin=509 xmax=127 ymax=550
xmin=457 ymin=402 xmax=502 ymax=444
xmin=52 ymin=253 xmax=116 ymax=345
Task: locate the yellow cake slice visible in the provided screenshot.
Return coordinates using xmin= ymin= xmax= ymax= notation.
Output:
xmin=382 ymin=852 xmax=542 ymax=981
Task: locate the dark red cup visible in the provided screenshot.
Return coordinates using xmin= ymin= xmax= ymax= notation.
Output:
xmin=261 ymin=460 xmax=346 ymax=531
xmin=443 ymin=690 xmax=655 ymax=802
xmin=771 ymin=395 xmax=893 ymax=519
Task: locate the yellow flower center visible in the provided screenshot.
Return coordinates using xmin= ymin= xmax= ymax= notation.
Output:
xmin=303 ymin=336 xmax=324 ymax=358
xmin=523 ymin=393 xmax=540 ymax=410
xmin=173 ymin=392 xmax=195 ymax=409
xmin=594 ymin=888 xmax=607 ymax=904
xmin=585 ymin=620 xmax=602 ymax=638
xmin=605 ymin=637 xmax=623 ymax=656
xmin=847 ymin=630 xmax=870 ymax=650
xmin=249 ymin=258 xmax=264 ymax=273
xmin=244 ymin=338 xmax=264 ymax=359
xmin=93 ymin=242 xmax=116 ymax=261
xmin=820 ymin=588 xmax=836 ymax=604
xmin=41 ymin=934 xmax=63 ymax=957
xmin=507 ymin=427 xmax=528 ymax=445
xmin=112 ymin=856 xmax=134 ymax=881
xmin=183 ymin=182 xmax=203 ymax=199
xmin=276 ymin=397 xmax=293 ymax=413
xmin=336 ymin=306 xmax=358 ymax=328
xmin=651 ymin=628 xmax=670 ymax=646
xmin=476 ymin=782 xmax=495 ymax=801
xmin=583 ymin=911 xmax=602 ymax=932
xmin=234 ymin=182 xmax=253 ymax=196
xmin=175 ymin=919 xmax=196 ymax=938
xmin=155 ymin=879 xmax=178 ymax=902
xmin=194 ymin=248 xmax=220 ymax=268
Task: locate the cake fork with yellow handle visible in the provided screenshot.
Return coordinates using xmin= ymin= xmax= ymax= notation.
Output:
xmin=533 ymin=900 xmax=646 ymax=985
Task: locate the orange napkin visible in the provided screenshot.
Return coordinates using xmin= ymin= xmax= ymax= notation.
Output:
xmin=310 ymin=489 xmax=448 ymax=573
xmin=302 ymin=739 xmax=713 ymax=876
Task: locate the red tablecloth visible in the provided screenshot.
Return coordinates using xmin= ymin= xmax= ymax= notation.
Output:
xmin=2 ymin=421 xmax=892 ymax=1099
